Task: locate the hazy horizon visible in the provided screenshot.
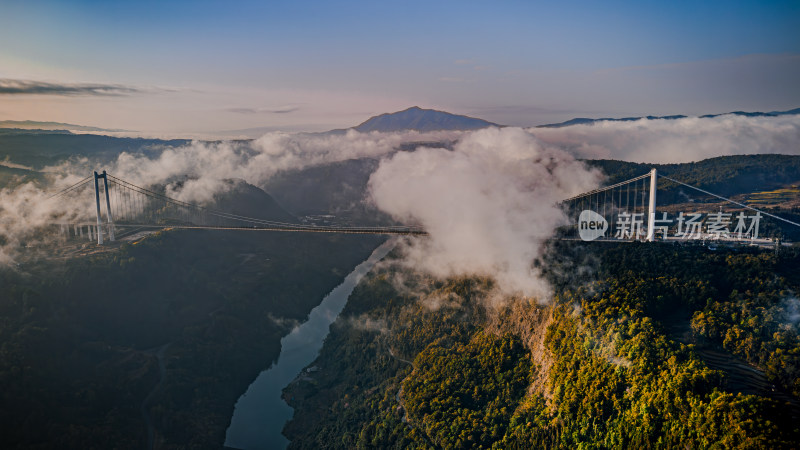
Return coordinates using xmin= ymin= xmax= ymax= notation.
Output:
xmin=1 ymin=0 xmax=798 ymax=135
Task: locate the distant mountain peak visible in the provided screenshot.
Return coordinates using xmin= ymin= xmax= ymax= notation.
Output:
xmin=0 ymin=120 xmax=127 ymax=133
xmin=354 ymin=107 xmax=500 ymax=132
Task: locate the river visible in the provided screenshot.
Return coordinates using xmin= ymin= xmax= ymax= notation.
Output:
xmin=224 ymin=239 xmax=395 ymax=449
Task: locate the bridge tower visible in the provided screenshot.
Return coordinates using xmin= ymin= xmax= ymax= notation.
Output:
xmin=93 ymin=170 xmax=115 ymax=245
xmin=646 ymin=168 xmax=657 ymax=242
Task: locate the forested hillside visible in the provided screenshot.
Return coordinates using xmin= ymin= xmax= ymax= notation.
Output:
xmin=284 ymin=243 xmax=800 ymax=448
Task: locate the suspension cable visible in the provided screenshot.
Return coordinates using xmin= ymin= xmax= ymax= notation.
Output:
xmin=107 ymin=175 xmax=306 ymax=228
xmin=46 ymin=175 xmax=93 ymax=199
xmin=658 ymin=174 xmax=800 ymax=228
xmin=106 ymin=173 xmax=424 ymax=233
xmin=561 ymin=172 xmax=651 ymax=203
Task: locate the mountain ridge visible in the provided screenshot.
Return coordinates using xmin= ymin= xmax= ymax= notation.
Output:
xmin=352 ymin=106 xmax=500 ymax=132
xmin=0 ymin=120 xmax=128 ymax=133
xmin=4 ymin=106 xmax=799 ymax=136
xmin=538 ymin=107 xmax=800 ymax=128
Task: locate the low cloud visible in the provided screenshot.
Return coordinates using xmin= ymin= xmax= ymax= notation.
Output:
xmin=530 ymin=114 xmax=800 ymax=164
xmin=345 ymin=314 xmax=388 ymax=334
xmin=0 ymin=173 xmax=97 ymax=264
xmin=0 ymin=129 xmax=465 ymax=263
xmin=0 ymin=78 xmax=146 ymax=96
xmin=368 ymin=127 xmax=602 ymax=299
xmin=782 ymin=296 xmax=800 ymax=326
xmin=100 ymin=128 xmax=464 ymax=204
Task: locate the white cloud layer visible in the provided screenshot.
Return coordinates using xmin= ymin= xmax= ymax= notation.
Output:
xmin=57 ymin=129 xmax=464 ymax=204
xmin=530 ymin=114 xmax=800 ymax=164
xmin=368 ymin=127 xmax=602 ymax=299
xmin=0 ymin=173 xmax=96 ymax=264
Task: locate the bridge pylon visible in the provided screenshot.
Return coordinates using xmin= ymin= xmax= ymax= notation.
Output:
xmin=646 ymin=168 xmax=657 ymax=242
xmin=93 ymin=170 xmax=115 ymax=245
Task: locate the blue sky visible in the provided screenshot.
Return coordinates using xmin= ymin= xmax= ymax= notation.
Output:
xmin=0 ymin=0 xmax=798 ymax=135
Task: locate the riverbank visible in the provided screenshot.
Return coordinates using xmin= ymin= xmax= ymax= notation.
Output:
xmin=225 ymin=239 xmax=396 ymax=449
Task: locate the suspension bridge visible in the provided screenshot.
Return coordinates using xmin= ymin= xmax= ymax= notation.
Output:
xmin=47 ymin=171 xmax=427 ymax=244
xmin=45 ymin=169 xmax=800 ymax=246
xmin=561 ymin=168 xmax=800 ymax=244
